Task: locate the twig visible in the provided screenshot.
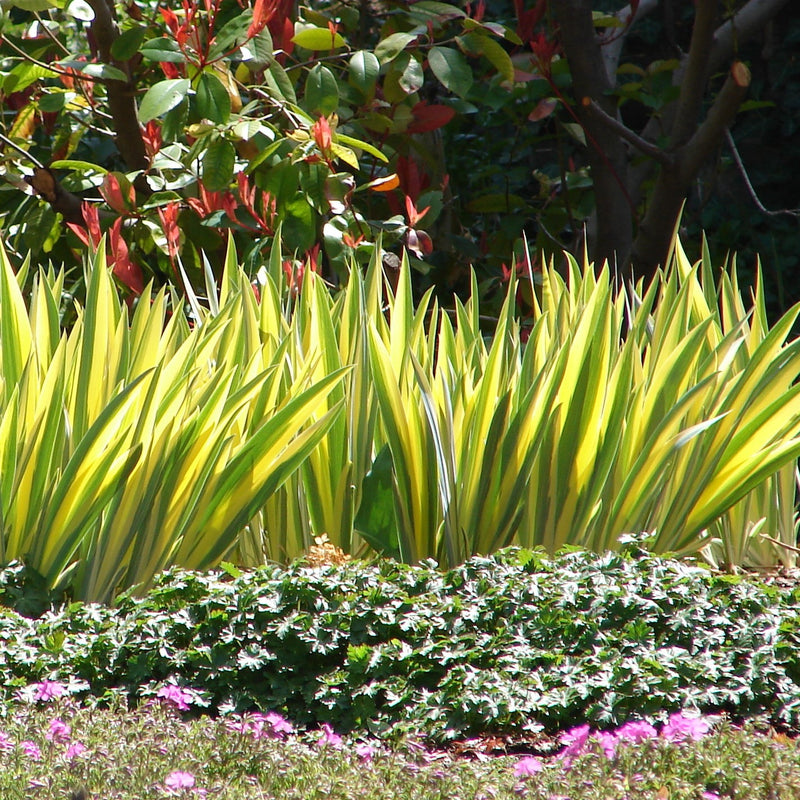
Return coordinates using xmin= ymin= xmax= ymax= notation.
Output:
xmin=1 ymin=35 xmax=110 ymax=85
xmin=0 ymin=133 xmax=45 ymax=168
xmin=725 ymin=128 xmax=800 ymax=218
xmin=584 ymin=99 xmax=674 ymax=166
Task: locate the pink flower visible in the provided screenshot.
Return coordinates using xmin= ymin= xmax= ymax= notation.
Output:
xmin=21 ymin=741 xmax=41 ymax=761
xmin=0 ymin=732 xmax=13 ymax=753
xmin=661 ymin=713 xmax=711 ymax=743
xmin=263 ymin=711 xmax=294 ymax=738
xmin=317 ymin=723 xmax=343 ymax=749
xmin=355 ymin=741 xmax=377 ymax=762
xmin=702 ymin=793 xmax=721 ymax=800
xmin=31 ymin=680 xmax=67 ymax=703
xmin=593 ymin=730 xmax=617 ymax=759
xmin=615 ymin=720 xmax=658 ymax=744
xmin=64 ymin=742 xmax=87 ymax=761
xmin=514 ymin=756 xmax=544 ymax=777
xmin=46 ymin=718 xmax=71 ymax=743
xmin=157 ymin=684 xmax=196 ymax=712
xmin=228 ymin=711 xmax=294 ymax=740
xmin=558 ymin=724 xmax=591 ymax=766
xmin=164 ymin=770 xmax=195 ymax=790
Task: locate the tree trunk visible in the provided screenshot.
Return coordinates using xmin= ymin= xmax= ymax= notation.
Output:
xmin=551 ymin=0 xmax=633 ymax=271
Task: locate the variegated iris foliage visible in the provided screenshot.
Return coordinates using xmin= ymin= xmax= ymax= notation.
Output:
xmin=1 ymin=234 xmax=799 ymax=602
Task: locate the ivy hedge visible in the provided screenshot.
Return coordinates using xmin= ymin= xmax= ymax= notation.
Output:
xmin=1 ymin=543 xmax=800 ymax=742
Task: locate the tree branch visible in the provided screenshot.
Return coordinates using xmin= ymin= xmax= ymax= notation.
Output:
xmin=670 ymin=0 xmax=719 ymax=148
xmin=583 ymin=100 xmax=674 ymax=167
xmin=87 ymin=0 xmax=150 ymax=192
xmin=24 ymin=168 xmax=116 ymax=226
xmin=680 ymin=61 xmax=751 ymax=181
xmin=709 ymin=0 xmax=791 ymax=74
xmin=600 ymin=0 xmax=659 ymax=85
xmin=725 ymin=129 xmax=800 ymax=218
xmin=552 ymin=0 xmax=633 ymax=266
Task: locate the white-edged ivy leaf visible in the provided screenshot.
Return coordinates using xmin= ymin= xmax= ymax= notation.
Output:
xmin=428 ymin=46 xmax=473 ymax=98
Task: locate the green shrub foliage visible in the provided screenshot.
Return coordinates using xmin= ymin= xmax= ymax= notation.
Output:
xmin=2 ymin=543 xmax=800 ymax=741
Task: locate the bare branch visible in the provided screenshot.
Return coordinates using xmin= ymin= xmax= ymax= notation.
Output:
xmin=725 ymin=129 xmax=800 ymax=218
xmin=710 ymin=0 xmax=792 ymax=74
xmin=584 ymin=100 xmax=674 ymax=167
xmin=670 ymin=0 xmax=719 ymax=148
xmin=601 ymin=0 xmax=659 ymax=84
xmin=680 ymin=61 xmax=751 ymax=181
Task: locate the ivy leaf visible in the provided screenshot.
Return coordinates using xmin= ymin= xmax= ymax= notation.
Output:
xmin=139 ymin=79 xmax=190 ymax=124
xmin=427 ymin=46 xmax=473 ymax=98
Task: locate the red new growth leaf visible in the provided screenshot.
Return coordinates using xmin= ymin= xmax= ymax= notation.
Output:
xmin=528 ymin=97 xmax=557 ymax=122
xmin=82 ymin=202 xmax=103 ymax=246
xmin=406 ymin=101 xmax=456 ymax=134
xmin=466 ymin=0 xmax=486 ymax=22
xmin=311 ymin=115 xmax=332 ymax=154
xmin=396 ymin=156 xmax=429 ymax=202
xmin=142 ymin=120 xmax=163 ymax=160
xmin=405 ymin=194 xmax=430 ymax=227
xmin=160 ymin=61 xmax=180 ymax=79
xmin=530 ymin=32 xmax=559 ymax=75
xmin=248 ymin=0 xmax=279 ymax=38
xmin=158 ymin=202 xmax=181 ymax=260
xmin=100 ymin=173 xmax=135 ymax=215
xmin=109 ymin=218 xmax=144 ymax=295
xmin=186 ymin=180 xmax=237 ymax=220
xmin=514 ymin=0 xmax=547 ymax=43
xmin=160 ymin=6 xmax=180 ymax=34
